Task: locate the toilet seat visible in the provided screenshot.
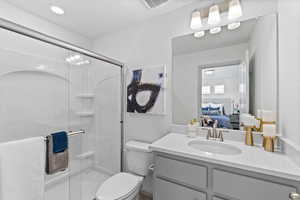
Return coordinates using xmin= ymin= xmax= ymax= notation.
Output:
xmin=96 ymin=172 xmax=143 ymax=200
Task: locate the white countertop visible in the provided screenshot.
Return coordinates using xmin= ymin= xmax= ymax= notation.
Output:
xmin=150 ymin=133 xmax=300 ymax=182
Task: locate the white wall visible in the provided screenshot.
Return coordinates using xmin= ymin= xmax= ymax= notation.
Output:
xmin=173 ymin=43 xmax=247 ymax=124
xmin=92 ymin=0 xmax=278 ymax=144
xmin=0 ymin=1 xmax=91 ymax=49
xmin=278 ymin=0 xmax=300 ymax=145
xmin=248 ymin=14 xmax=277 ymax=116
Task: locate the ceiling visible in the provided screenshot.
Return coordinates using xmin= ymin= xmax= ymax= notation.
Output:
xmin=173 ymin=18 xmax=257 ymax=56
xmin=4 ymin=0 xmax=198 ymax=39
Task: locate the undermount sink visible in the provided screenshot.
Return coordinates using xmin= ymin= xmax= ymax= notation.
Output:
xmin=188 ymin=140 xmax=242 ymax=155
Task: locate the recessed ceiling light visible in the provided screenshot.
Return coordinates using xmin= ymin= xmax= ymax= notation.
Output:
xmin=194 ymin=31 xmax=205 ymax=38
xmin=228 ymin=22 xmax=241 ymax=30
xmin=50 ymin=5 xmax=65 ymax=15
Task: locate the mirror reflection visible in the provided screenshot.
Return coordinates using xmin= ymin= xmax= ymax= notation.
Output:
xmin=172 ymin=15 xmax=277 ymax=130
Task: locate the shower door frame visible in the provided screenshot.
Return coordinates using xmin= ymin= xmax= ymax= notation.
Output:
xmin=0 ymin=17 xmax=126 ymax=172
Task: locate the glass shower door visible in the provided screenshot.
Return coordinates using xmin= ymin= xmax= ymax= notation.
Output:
xmin=67 ymin=52 xmax=122 ymax=200
xmin=0 ymin=27 xmax=76 ymax=200
xmin=0 ymin=24 xmax=122 ymax=200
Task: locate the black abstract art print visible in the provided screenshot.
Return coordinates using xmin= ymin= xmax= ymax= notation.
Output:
xmin=127 ymin=67 xmax=165 ymax=114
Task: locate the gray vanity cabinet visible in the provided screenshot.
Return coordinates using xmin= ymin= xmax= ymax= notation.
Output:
xmin=156 ymin=178 xmax=206 ymax=200
xmin=153 ymin=153 xmax=300 ymax=200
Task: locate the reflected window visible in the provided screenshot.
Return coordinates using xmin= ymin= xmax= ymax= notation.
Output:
xmin=214 ymin=85 xmax=225 ymax=94
xmin=202 ymin=86 xmax=211 ymax=95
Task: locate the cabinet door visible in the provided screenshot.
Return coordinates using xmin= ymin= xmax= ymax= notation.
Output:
xmin=213 ymin=169 xmax=296 ymax=200
xmin=155 ymin=178 xmax=206 ymax=200
xmin=155 ymin=156 xmax=207 ymax=189
xmin=213 ymin=197 xmax=226 ymax=200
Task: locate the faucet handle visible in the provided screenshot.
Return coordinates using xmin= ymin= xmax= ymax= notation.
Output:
xmin=218 ymin=130 xmax=224 ymax=142
xmin=206 ymin=129 xmax=212 ymax=140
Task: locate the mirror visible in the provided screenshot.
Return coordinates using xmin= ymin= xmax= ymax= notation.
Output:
xmin=172 ymin=14 xmax=278 ymax=130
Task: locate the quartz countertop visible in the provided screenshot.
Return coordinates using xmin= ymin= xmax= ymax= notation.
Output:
xmin=150 ymin=133 xmax=300 ymax=182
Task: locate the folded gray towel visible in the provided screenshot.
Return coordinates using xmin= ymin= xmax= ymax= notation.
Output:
xmin=46 ymin=135 xmax=69 ymax=175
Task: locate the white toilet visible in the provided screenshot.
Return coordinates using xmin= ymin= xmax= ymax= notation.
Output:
xmin=95 ymin=140 xmax=153 ymax=200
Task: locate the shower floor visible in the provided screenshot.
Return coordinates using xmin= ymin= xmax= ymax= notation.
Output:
xmin=45 ymin=168 xmax=111 ymax=200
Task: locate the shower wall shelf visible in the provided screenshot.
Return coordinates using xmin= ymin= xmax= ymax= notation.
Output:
xmin=76 ymin=111 xmax=95 ymax=117
xmin=76 ymin=151 xmax=95 ymax=160
xmin=77 ymin=93 xmax=95 ymax=99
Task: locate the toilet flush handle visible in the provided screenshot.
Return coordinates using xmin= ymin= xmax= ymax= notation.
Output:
xmin=290 ymin=193 xmax=300 ymax=200
xmin=148 ymin=164 xmax=155 ymax=172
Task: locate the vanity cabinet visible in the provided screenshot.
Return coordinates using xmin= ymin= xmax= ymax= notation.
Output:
xmin=156 ymin=178 xmax=206 ymax=200
xmin=153 ymin=153 xmax=300 ymax=200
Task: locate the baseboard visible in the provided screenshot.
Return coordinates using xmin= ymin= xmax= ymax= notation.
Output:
xmin=140 ymin=191 xmax=153 ymax=200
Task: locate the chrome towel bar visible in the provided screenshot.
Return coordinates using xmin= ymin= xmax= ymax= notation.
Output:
xmin=44 ymin=130 xmax=85 ymax=141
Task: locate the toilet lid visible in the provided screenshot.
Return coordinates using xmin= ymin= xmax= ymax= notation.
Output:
xmin=96 ymin=173 xmax=143 ymax=200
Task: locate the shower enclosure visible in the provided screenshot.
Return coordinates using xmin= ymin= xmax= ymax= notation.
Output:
xmin=0 ymin=19 xmax=124 ymax=200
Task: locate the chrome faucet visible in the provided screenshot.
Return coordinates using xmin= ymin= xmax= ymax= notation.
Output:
xmin=206 ymin=120 xmax=224 ymax=142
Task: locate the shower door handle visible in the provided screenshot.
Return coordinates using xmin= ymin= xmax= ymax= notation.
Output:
xmin=68 ymin=129 xmax=85 ymax=136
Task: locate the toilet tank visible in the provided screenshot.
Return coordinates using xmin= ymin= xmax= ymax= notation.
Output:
xmin=125 ymin=141 xmax=153 ymax=176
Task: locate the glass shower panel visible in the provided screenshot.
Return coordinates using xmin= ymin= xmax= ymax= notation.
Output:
xmin=0 ymin=28 xmax=70 ymax=144
xmin=0 ymin=25 xmax=122 ymax=200
xmin=0 ymin=28 xmax=82 ymax=200
xmin=68 ymin=52 xmax=122 ymax=200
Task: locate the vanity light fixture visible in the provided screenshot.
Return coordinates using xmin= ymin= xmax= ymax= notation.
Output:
xmin=210 ymin=26 xmax=222 ymax=34
xmin=190 ymin=10 xmax=203 ymax=30
xmin=208 ymin=4 xmax=221 ymax=25
xmin=228 ymin=0 xmax=243 ymax=20
xmin=228 ymin=22 xmax=241 ymax=30
xmin=50 ymin=5 xmax=65 ymax=15
xmin=194 ymin=31 xmax=205 ymax=38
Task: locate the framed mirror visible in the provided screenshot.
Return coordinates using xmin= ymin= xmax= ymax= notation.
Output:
xmin=172 ymin=14 xmax=278 ymax=130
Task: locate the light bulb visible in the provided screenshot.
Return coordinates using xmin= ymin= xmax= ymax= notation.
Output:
xmin=190 ymin=10 xmax=202 ymax=30
xmin=228 ymin=22 xmax=241 ymax=30
xmin=228 ymin=0 xmax=243 ymax=20
xmin=208 ymin=5 xmax=221 ymax=25
xmin=210 ymin=27 xmax=222 ymax=34
xmin=194 ymin=31 xmax=205 ymax=38
xmin=50 ymin=5 xmax=65 ymax=15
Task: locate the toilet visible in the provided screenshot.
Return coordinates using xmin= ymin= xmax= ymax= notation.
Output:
xmin=95 ymin=140 xmax=153 ymax=200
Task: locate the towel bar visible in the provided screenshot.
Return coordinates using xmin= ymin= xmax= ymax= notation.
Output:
xmin=44 ymin=130 xmax=85 ymax=141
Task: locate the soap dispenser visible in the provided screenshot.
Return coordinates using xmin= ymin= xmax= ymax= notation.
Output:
xmin=187 ymin=119 xmax=199 ymax=138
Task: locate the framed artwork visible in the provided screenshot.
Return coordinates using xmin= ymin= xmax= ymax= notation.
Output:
xmin=127 ymin=65 xmax=166 ymax=115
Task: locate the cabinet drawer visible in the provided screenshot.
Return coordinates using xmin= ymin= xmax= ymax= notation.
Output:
xmin=155 ymin=178 xmax=206 ymax=200
xmin=156 ymin=156 xmax=207 ymax=189
xmin=213 ymin=169 xmax=296 ymax=200
xmin=213 ymin=197 xmax=226 ymax=200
